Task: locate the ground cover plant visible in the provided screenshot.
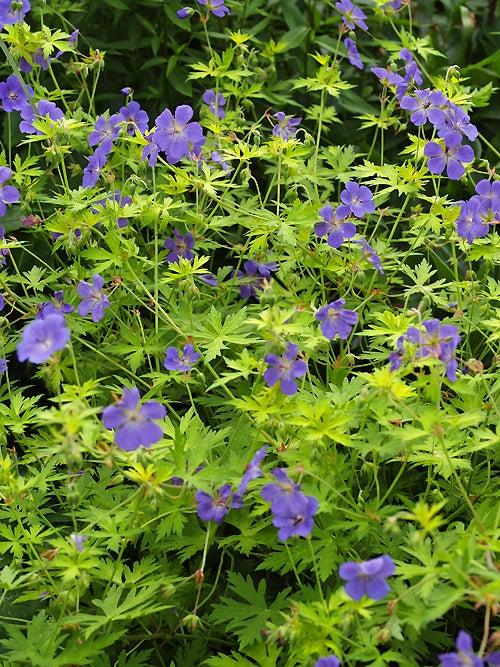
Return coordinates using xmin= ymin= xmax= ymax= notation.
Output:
xmin=0 ymin=0 xmax=499 ymax=665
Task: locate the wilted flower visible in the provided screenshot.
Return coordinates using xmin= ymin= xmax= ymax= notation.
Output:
xmin=102 ymin=386 xmax=166 ymax=451
xmin=344 ymin=37 xmax=363 ymax=69
xmin=339 ymin=555 xmax=395 ymax=601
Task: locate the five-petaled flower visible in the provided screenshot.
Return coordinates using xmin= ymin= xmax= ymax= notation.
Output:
xmin=264 ymin=342 xmax=307 ymax=395
xmin=315 ymin=204 xmax=356 ymax=249
xmin=0 ymin=75 xmax=33 ymax=112
xmin=438 ymin=631 xmax=483 ymax=667
xmin=153 ymin=104 xmax=205 ymax=164
xmin=102 ymin=386 xmax=166 ymax=451
xmin=19 ymin=99 xmax=64 ymax=135
xmin=339 ymin=555 xmax=395 ymax=601
xmin=196 ymin=483 xmax=243 ymax=524
xmin=339 ymin=181 xmax=376 ymax=218
xmin=82 ymin=138 xmax=113 ymax=189
xmin=17 ymin=313 xmax=70 ymax=364
xmin=163 ymin=344 xmax=200 ymax=371
xmin=272 ymin=112 xmax=302 ymax=140
xmin=77 ymin=274 xmax=111 ymax=323
xmin=164 ymin=229 xmax=195 ymax=263
xmin=424 ymin=139 xmax=474 ymax=181
xmin=315 ymin=299 xmax=359 ymax=340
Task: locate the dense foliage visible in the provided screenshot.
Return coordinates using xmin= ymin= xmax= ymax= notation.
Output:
xmin=0 ymin=0 xmax=499 ymax=665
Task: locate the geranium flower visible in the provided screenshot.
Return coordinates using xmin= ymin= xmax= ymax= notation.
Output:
xmin=102 ymin=386 xmax=166 ymax=451
xmin=0 ymin=167 xmax=20 ymax=217
xmin=272 ymin=112 xmax=302 ymax=140
xmin=340 ymin=181 xmax=375 ymax=217
xmin=335 ymin=0 xmax=368 ymax=30
xmin=315 ymin=204 xmax=356 ymax=249
xmin=339 ymin=555 xmax=395 ymax=601
xmin=263 ymin=343 xmax=307 ymax=396
xmin=19 ymin=99 xmax=64 ymax=135
xmin=0 ymin=75 xmax=33 ymax=112
xmin=315 ymin=299 xmax=358 ymax=340
xmin=424 ymin=140 xmax=474 ymax=181
xmin=163 ymin=344 xmax=200 ymax=371
xmin=17 ymin=313 xmax=70 ymax=364
xmin=77 ymin=274 xmax=110 ymax=322
xmin=203 ymin=89 xmax=226 ymax=119
xmin=438 ymin=631 xmax=483 ymax=667
xmin=197 ymin=0 xmax=230 ymax=17
xmin=153 ymin=104 xmax=205 ymax=164
xmin=196 ymin=484 xmax=243 ymax=524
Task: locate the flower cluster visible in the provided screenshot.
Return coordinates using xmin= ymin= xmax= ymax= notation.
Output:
xmin=455 ymin=178 xmax=500 ymax=243
xmin=261 ymin=468 xmax=319 ymax=540
xmin=389 ymin=318 xmax=461 ymax=381
xmin=264 ymin=342 xmax=307 ymax=396
xmin=339 ymin=555 xmax=395 ymax=601
xmin=102 ymin=386 xmax=166 ymax=451
xmin=399 ymin=87 xmax=476 ymax=180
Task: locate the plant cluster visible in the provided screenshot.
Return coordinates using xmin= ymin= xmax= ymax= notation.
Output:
xmin=0 ymin=0 xmax=499 ymax=665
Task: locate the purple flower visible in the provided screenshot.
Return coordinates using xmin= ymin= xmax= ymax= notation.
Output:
xmin=0 ymin=0 xmax=30 ymax=27
xmin=19 ymin=99 xmax=64 ymax=135
xmin=0 ymin=293 xmax=3 ymax=311
xmin=263 ymin=342 xmax=307 ymax=396
xmin=438 ymin=631 xmax=483 ymax=667
xmin=314 ymin=204 xmax=356 ymax=249
xmin=340 ymin=181 xmax=375 ymax=218
xmin=335 ymin=0 xmax=368 ymax=30
xmin=315 ymin=299 xmax=358 ymax=340
xmin=272 ymin=112 xmax=302 ymax=140
xmin=0 ymin=75 xmax=33 ymax=112
xmin=424 ymin=140 xmax=474 ymax=180
xmin=261 ymin=469 xmax=318 ymax=541
xmin=344 ymin=37 xmax=363 ymax=70
xmin=37 ymin=290 xmax=74 ymax=319
xmin=177 ymin=7 xmax=194 ymax=18
xmin=77 ymin=274 xmax=110 ymax=323
xmin=391 ymin=319 xmax=461 ymax=381
xmin=354 ymin=237 xmax=384 ymax=274
xmin=475 ymin=178 xmax=500 ymax=214
xmin=109 ymin=101 xmax=149 ymax=136
xmin=238 ymin=446 xmax=267 ymax=495
xmin=235 ymin=259 xmax=278 ymax=299
xmin=163 ymin=344 xmax=200 ymax=371
xmin=399 ymin=89 xmax=447 ymax=127
xmin=153 ymin=104 xmax=205 ymax=164
xmin=121 ymin=87 xmax=132 ymax=96
xmin=102 ymin=386 xmax=166 ymax=451
xmin=314 ymin=658 xmax=341 ymax=667
xmin=82 ymin=138 xmax=112 ymax=189
xmin=456 ymin=197 xmax=489 ymax=243
xmin=70 ymin=533 xmax=88 ymax=552
xmin=54 ymin=28 xmax=79 ymax=59
xmin=371 ymin=67 xmax=405 ymax=90
xmin=164 ymin=228 xmax=195 ymax=263
xmin=0 ymin=167 xmax=20 ymax=217
xmin=88 ymin=115 xmax=118 ymax=147
xmin=197 ymin=0 xmax=230 ymax=17
xmin=0 ymin=358 xmax=7 ymax=373
xmin=437 ymin=103 xmax=478 ymax=146
xmin=142 ymin=134 xmax=160 ymax=167
xmin=203 ymin=89 xmax=226 ymax=119
xmin=17 ymin=313 xmax=70 ymax=364
xmin=0 ymin=224 xmax=8 ymax=264
xmin=196 ymin=483 xmax=243 ymax=524
xmin=339 ymin=555 xmax=395 ymax=601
